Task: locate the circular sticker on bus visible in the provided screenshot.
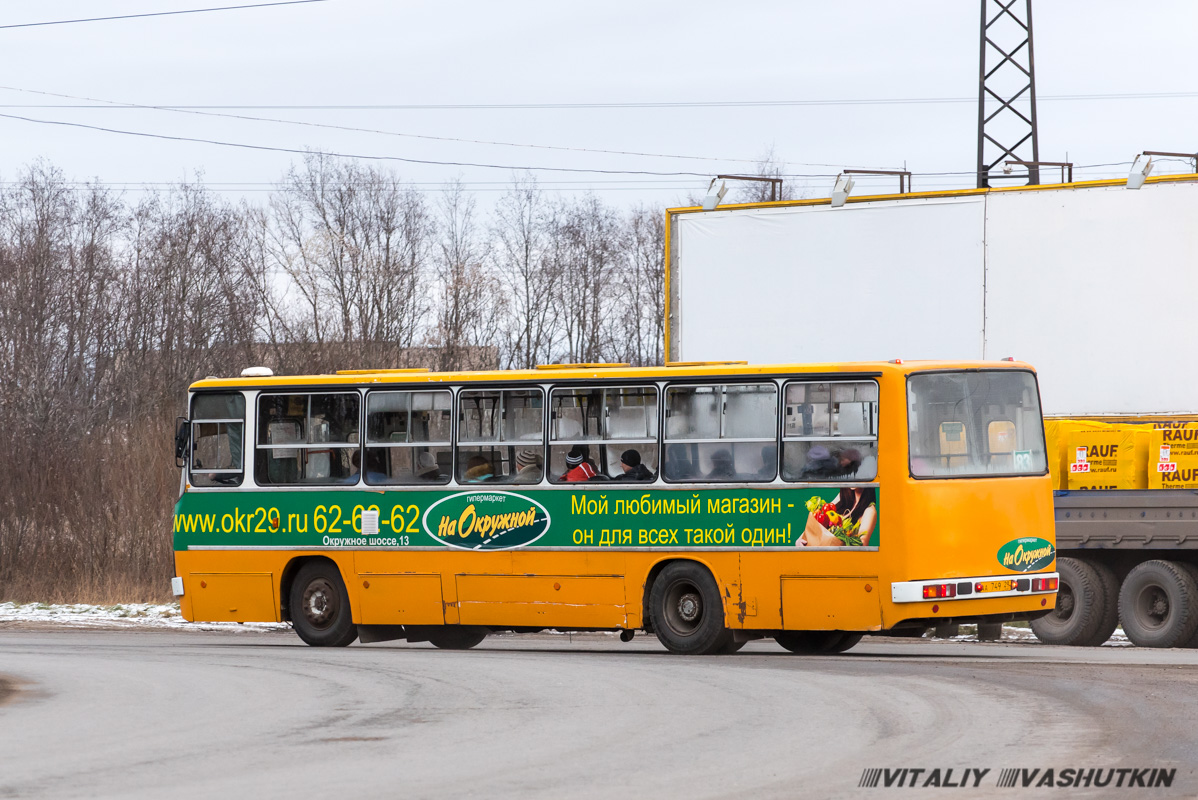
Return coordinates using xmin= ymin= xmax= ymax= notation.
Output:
xmin=997 ymin=537 xmax=1055 ymax=572
xmin=422 ymin=491 xmax=551 ymax=551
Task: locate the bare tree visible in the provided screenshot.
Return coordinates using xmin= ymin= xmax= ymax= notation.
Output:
xmin=430 ymin=179 xmax=502 ymax=371
xmin=550 ymin=194 xmax=625 ymax=364
xmin=615 ymin=205 xmax=666 ymax=365
xmin=492 ymin=174 xmax=556 ymax=369
xmin=733 ymin=145 xmax=798 ymax=203
xmin=271 ymin=153 xmax=432 ymax=371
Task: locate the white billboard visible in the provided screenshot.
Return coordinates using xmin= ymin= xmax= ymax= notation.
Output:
xmin=668 ymin=178 xmax=1198 ymax=415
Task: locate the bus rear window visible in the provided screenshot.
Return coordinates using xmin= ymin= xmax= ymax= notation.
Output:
xmin=907 ymin=370 xmax=1047 ymax=478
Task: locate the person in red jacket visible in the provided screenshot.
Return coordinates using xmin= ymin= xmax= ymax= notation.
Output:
xmin=560 ymin=445 xmax=596 ymax=482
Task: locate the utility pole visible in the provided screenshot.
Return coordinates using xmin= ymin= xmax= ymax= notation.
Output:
xmin=976 ymin=0 xmax=1040 ymax=188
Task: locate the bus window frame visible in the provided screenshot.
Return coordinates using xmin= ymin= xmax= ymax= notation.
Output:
xmin=188 ymin=390 xmax=247 ymax=486
xmin=363 ymin=387 xmax=453 ymax=486
xmin=455 ymin=385 xmax=546 ymax=485
xmin=254 ymin=390 xmax=363 ymax=487
xmin=660 ymin=380 xmax=779 ymax=485
xmin=905 ymin=367 xmax=1050 ymax=481
xmin=780 ymin=378 xmax=880 ymax=484
xmin=548 ymin=384 xmax=660 ymax=484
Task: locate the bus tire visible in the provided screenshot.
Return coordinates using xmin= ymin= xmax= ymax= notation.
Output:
xmin=775 ymin=631 xmax=856 ymax=654
xmin=427 ymin=626 xmax=488 ymax=650
xmin=1029 ymin=557 xmax=1104 ymax=646
xmin=290 ymin=561 xmax=358 ymax=647
xmin=718 ymin=639 xmax=746 ymax=654
xmin=1078 ymin=560 xmax=1120 ymax=647
xmin=649 ymin=562 xmax=731 ymax=655
xmin=1118 ymin=560 xmax=1198 ymax=648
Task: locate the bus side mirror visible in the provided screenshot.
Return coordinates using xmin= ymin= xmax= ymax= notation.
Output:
xmin=175 ymin=417 xmax=190 ymax=468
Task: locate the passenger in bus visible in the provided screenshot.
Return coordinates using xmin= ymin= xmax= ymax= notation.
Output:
xmin=798 ymin=486 xmax=877 ymax=546
xmin=799 ymin=445 xmax=838 ymax=478
xmin=364 ymin=450 xmax=391 ymax=483
xmin=464 ymin=455 xmax=494 ymax=483
xmin=561 ymin=445 xmax=597 ymax=482
xmin=349 ymin=450 xmax=389 ymax=484
xmin=615 ymin=449 xmax=654 ymax=482
xmin=664 ymin=444 xmax=696 ymax=480
xmin=756 ymin=444 xmax=777 ymax=480
xmin=416 ymin=451 xmax=443 ymax=481
xmin=516 ymin=448 xmax=543 ymax=481
xmin=707 ymin=449 xmax=736 ymax=480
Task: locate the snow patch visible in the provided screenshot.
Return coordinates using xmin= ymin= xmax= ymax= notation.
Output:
xmin=0 ymin=602 xmax=288 ymax=632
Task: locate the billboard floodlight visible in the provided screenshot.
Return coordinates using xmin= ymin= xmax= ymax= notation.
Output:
xmin=1127 ymin=155 xmax=1153 ymax=190
xmin=831 ymin=174 xmax=855 ymax=208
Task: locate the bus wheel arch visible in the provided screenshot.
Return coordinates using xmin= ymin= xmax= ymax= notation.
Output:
xmin=645 ymin=559 xmax=733 ymax=655
xmin=641 ymin=557 xmax=729 ymax=634
xmin=283 ymin=556 xmax=358 ymax=647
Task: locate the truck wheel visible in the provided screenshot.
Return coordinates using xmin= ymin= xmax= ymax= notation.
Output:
xmin=1175 ymin=564 xmax=1198 ymax=648
xmin=1079 ymin=561 xmax=1120 ymax=647
xmin=1030 ymin=557 xmax=1104 ymax=646
xmin=649 ymin=562 xmax=732 ymax=655
xmin=290 ymin=561 xmax=358 ymax=647
xmin=1118 ymin=560 xmax=1198 ymax=648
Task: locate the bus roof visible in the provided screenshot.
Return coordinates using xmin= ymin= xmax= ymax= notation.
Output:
xmin=189 ymin=359 xmax=1035 ymax=392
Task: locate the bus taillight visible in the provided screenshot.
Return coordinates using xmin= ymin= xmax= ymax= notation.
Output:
xmin=1031 ymin=577 xmax=1058 ymax=592
xmin=922 ymin=583 xmax=956 ymax=599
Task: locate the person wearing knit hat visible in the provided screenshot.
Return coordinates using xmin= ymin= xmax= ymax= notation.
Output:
xmin=560 ymin=444 xmax=596 ymax=482
xmin=615 ymin=448 xmax=654 ymax=482
xmin=515 ymin=448 xmax=543 ymax=481
xmin=416 ymin=450 xmax=442 ymax=481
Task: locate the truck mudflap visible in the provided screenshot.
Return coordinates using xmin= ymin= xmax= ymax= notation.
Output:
xmin=891 ymin=573 xmax=1059 ymax=603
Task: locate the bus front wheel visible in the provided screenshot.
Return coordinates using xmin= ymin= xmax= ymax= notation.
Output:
xmin=649 ymin=562 xmax=732 ymax=655
xmin=290 ymin=561 xmax=358 ymax=647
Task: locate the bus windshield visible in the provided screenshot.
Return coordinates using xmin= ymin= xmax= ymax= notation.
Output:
xmin=907 ymin=370 xmax=1047 ymax=478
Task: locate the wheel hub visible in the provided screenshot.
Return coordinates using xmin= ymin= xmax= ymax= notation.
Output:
xmin=1137 ymin=586 xmax=1170 ymax=629
xmin=302 ymin=579 xmax=337 ymax=628
xmin=677 ymin=592 xmax=701 ymax=623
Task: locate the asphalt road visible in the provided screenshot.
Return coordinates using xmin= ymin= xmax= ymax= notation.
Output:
xmin=2 ymin=628 xmax=1197 ymax=799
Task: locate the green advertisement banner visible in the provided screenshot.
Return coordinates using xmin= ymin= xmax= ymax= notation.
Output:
xmin=174 ymin=486 xmax=880 ymax=551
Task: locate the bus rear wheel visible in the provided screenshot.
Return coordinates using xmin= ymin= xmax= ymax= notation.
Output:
xmin=775 ymin=631 xmax=862 ymax=654
xmin=427 ymin=626 xmax=488 ymax=650
xmin=290 ymin=562 xmax=358 ymax=647
xmin=649 ymin=562 xmax=731 ymax=655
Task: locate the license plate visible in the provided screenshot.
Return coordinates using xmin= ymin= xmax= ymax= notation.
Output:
xmin=977 ymin=580 xmax=1014 ymax=593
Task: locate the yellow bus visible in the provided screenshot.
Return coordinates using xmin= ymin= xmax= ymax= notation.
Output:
xmin=172 ymin=359 xmax=1058 ymax=654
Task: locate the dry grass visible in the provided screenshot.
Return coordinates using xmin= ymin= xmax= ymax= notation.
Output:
xmin=0 ymin=420 xmax=177 ymax=604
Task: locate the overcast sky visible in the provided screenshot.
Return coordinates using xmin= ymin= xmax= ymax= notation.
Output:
xmin=0 ymin=0 xmax=1194 ymax=208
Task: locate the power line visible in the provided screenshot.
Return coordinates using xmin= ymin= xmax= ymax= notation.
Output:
xmin=0 ymin=0 xmax=333 ymax=30
xmin=0 ymin=85 xmax=882 ymax=170
xmin=0 ymin=110 xmax=713 ymax=177
xmin=0 ymin=91 xmax=1193 ymax=109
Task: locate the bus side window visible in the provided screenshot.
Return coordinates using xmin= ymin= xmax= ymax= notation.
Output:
xmin=457 ymin=388 xmax=544 ymax=484
xmin=255 ymin=392 xmax=361 ymax=486
xmin=549 ymin=385 xmax=658 ymax=483
xmin=364 ymin=389 xmax=452 ymax=485
xmin=190 ymin=392 xmax=247 ymax=487
xmin=663 ymin=383 xmax=777 ymax=483
xmin=781 ymin=381 xmax=878 ymax=482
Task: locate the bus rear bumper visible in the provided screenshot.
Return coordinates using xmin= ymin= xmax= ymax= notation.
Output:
xmin=891 ymin=572 xmax=1059 ymax=603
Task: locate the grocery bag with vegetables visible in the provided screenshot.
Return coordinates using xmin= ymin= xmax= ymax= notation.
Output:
xmin=804 ymin=495 xmax=865 ymax=546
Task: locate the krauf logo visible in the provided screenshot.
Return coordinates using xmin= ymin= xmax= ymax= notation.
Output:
xmin=997 ymin=537 xmax=1055 ymax=573
xmin=422 ymin=491 xmax=550 ymax=551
